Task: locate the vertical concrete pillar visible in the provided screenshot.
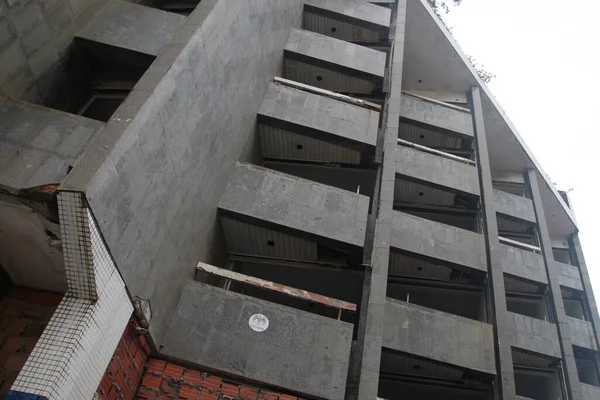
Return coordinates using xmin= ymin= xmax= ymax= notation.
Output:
xmin=526 ymin=169 xmax=582 ymax=400
xmin=468 ymin=87 xmax=517 ymax=399
xmin=356 ymin=1 xmax=407 ymax=399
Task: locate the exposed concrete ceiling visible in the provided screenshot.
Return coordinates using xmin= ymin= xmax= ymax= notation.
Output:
xmin=402 ymin=0 xmax=577 ymax=238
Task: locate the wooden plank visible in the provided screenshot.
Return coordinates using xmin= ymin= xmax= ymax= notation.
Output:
xmin=197 ymin=262 xmax=357 ymax=312
xmin=273 ymin=76 xmax=381 ymax=111
xmin=397 ymin=138 xmax=476 ymax=166
xmin=499 ymin=236 xmax=542 ymax=253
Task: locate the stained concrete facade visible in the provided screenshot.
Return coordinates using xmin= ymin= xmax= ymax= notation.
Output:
xmin=2 ymin=0 xmax=600 ymax=399
xmin=162 ymin=282 xmax=353 ymax=400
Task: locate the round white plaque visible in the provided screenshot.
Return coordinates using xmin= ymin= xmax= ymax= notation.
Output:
xmin=249 ymin=313 xmax=269 ymax=332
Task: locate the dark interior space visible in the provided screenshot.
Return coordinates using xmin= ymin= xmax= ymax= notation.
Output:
xmin=497 ymin=214 xmax=538 ymax=247
xmin=0 ymin=265 xmax=12 ymax=300
xmin=492 ymin=181 xmax=527 ymax=197
xmin=504 ymin=275 xmax=546 ymax=295
xmin=212 ymin=261 xmax=364 ymax=325
xmin=397 ymin=119 xmax=474 ymax=161
xmin=553 ymin=247 xmax=573 ymax=265
xmin=514 ymin=366 xmax=564 ymax=400
xmin=574 ymin=346 xmax=600 ymax=386
xmin=138 ymin=0 xmax=200 ymax=15
xmin=506 ymin=292 xmax=550 ymax=321
xmin=562 ymin=289 xmax=589 ymax=320
xmin=40 ymin=39 xmax=154 ymax=122
xmin=386 ymin=280 xmax=486 ymax=321
xmin=378 ymin=349 xmax=492 ymax=400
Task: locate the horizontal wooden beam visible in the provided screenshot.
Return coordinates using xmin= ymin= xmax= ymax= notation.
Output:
xmin=397 ymin=138 xmax=476 ymax=166
xmin=197 ymin=262 xmax=357 ymax=312
xmin=273 ymin=76 xmax=381 ymax=111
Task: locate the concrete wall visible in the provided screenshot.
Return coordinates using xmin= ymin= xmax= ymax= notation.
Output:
xmin=258 ymin=82 xmax=379 ymax=147
xmin=0 ymin=0 xmax=107 ymax=102
xmin=284 ymin=28 xmax=386 ymax=78
xmin=393 ymin=145 xmax=480 ymax=196
xmin=507 ymin=311 xmax=561 ymax=358
xmin=567 ymin=316 xmax=597 ymax=350
xmin=556 ymin=261 xmax=583 ymax=291
xmin=383 ymin=298 xmax=496 ymax=375
xmin=399 ymin=94 xmax=473 ymax=137
xmin=581 ymin=383 xmax=600 ymax=400
xmin=162 ymin=281 xmax=353 ymax=400
xmin=391 ymin=210 xmax=487 ymax=272
xmin=500 ymin=244 xmax=547 ymax=286
xmin=76 ymin=0 xmax=185 ymax=56
xmin=305 ymin=0 xmax=391 ymax=29
xmin=0 ymin=97 xmax=103 ymax=189
xmin=219 ymin=162 xmax=369 ymax=248
xmin=62 ymin=0 xmax=304 ymax=344
xmin=494 ymin=189 xmax=536 ymax=223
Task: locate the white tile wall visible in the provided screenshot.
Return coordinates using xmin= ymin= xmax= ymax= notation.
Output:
xmin=11 ymin=192 xmax=133 ymax=400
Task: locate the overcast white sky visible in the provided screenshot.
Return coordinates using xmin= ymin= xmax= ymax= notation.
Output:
xmin=442 ymin=1 xmax=600 ymax=302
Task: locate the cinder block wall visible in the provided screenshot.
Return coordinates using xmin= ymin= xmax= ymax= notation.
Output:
xmin=0 ymin=287 xmax=62 ymax=397
xmin=0 ymin=0 xmax=106 ymax=102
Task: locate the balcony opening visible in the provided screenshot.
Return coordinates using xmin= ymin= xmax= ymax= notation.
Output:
xmin=398 ymin=118 xmax=474 ymax=161
xmin=263 ymin=161 xmax=377 ymax=199
xmin=393 ymin=177 xmax=479 ymax=231
xmin=497 ymin=214 xmax=537 ymax=247
xmin=574 ymin=346 xmax=600 ymax=387
xmin=138 ymin=0 xmax=200 ymax=15
xmin=506 ymin=291 xmax=551 ymax=322
xmin=387 ymin=279 xmax=486 ymax=321
xmin=199 ymin=259 xmax=364 ymax=326
xmin=513 ymin=348 xmax=565 ymax=400
xmin=562 ymin=288 xmax=589 ymax=321
xmin=504 ymin=275 xmax=546 ymax=296
xmin=41 ymin=39 xmax=154 ymax=122
xmin=553 ymin=247 xmax=573 ymax=265
xmin=378 ymin=350 xmax=492 ymax=400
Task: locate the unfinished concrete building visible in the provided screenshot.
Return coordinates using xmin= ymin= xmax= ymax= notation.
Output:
xmin=0 ymin=0 xmax=599 ymax=399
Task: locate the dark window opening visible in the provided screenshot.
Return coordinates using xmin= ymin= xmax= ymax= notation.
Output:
xmin=42 ymin=39 xmax=154 ymax=122
xmin=139 ymin=0 xmax=200 ymax=16
xmin=514 ymin=366 xmax=564 ymax=400
xmin=492 ymin=181 xmax=526 ymax=197
xmin=497 ymin=214 xmax=537 ymax=247
xmin=0 ymin=265 xmax=12 ymax=301
xmin=398 ymin=120 xmax=475 ymax=161
xmin=553 ymin=247 xmax=573 ymax=265
xmin=563 ymin=292 xmax=588 ymax=321
xmin=575 ymin=347 xmax=600 ymax=386
xmin=506 ymin=292 xmax=551 ymax=322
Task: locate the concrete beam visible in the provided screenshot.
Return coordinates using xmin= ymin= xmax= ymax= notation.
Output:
xmin=391 ymin=210 xmax=486 ymax=273
xmin=162 ymin=281 xmax=353 ymax=400
xmin=76 ymin=0 xmax=186 ymax=56
xmin=383 ymin=298 xmax=496 ymax=375
xmin=556 ymin=261 xmax=584 ymax=292
xmin=218 ymin=162 xmax=369 ymax=249
xmin=494 ymin=189 xmax=536 ymax=223
xmin=581 ymin=383 xmax=600 ymax=400
xmin=500 ymin=243 xmax=548 ymax=286
xmin=507 ymin=311 xmax=561 ymax=359
xmin=567 ymin=316 xmax=597 ymax=351
xmin=393 ymin=145 xmax=480 ymax=196
xmin=399 ymin=94 xmax=473 ymax=138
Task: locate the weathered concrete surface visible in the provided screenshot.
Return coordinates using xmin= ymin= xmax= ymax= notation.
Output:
xmin=383 ymin=298 xmax=496 ymax=375
xmin=162 ymin=281 xmax=353 ymax=400
xmin=303 ymin=0 xmax=391 ymax=43
xmin=305 ymin=0 xmax=391 ymax=29
xmin=0 ymin=97 xmax=103 ymax=189
xmin=76 ymin=0 xmax=186 ymax=56
xmin=494 ymin=189 xmax=536 ymax=223
xmin=393 ymin=145 xmax=480 ymax=196
xmin=284 ymin=28 xmax=386 ymax=78
xmin=62 ymin=0 xmax=305 ymax=344
xmin=556 ymin=261 xmax=583 ymax=291
xmin=399 ymin=94 xmax=473 ymax=137
xmin=566 ymin=316 xmax=597 ymax=350
xmin=581 ymin=383 xmax=600 ymax=400
xmin=391 ymin=210 xmax=487 ymax=272
xmin=0 ymin=0 xmax=107 ymax=102
xmin=507 ymin=311 xmax=561 ymax=358
xmin=219 ymin=163 xmax=369 ymax=248
xmin=258 ymin=82 xmax=379 ymax=147
xmin=500 ymin=244 xmax=547 ymax=285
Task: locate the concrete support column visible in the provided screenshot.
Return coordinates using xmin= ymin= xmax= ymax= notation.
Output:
xmin=468 ymin=86 xmax=517 ymax=399
xmin=526 ymin=169 xmax=582 ymax=400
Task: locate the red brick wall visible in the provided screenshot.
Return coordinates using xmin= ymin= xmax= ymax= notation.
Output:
xmin=97 ymin=318 xmax=152 ymax=400
xmin=137 ymin=359 xmax=307 ymax=400
xmin=0 ymin=287 xmax=63 ymax=397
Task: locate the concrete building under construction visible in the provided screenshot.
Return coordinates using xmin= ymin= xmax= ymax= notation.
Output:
xmin=0 ymin=0 xmax=599 ymax=399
